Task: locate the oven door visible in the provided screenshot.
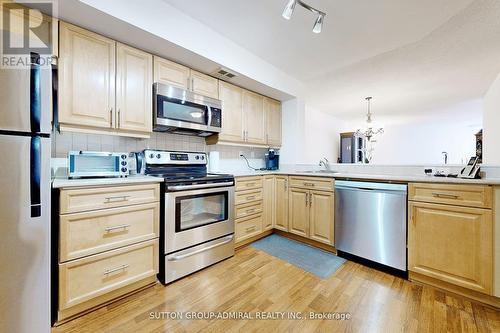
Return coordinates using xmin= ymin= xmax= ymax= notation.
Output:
xmin=165 ymin=185 xmax=235 ymax=254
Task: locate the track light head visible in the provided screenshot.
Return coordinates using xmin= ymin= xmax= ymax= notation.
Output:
xmin=282 ymin=0 xmax=296 ymax=20
xmin=312 ymin=13 xmax=324 ymax=33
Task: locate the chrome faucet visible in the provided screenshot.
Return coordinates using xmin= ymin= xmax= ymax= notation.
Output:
xmin=319 ymin=157 xmax=330 ymax=171
xmin=442 ymin=152 xmax=448 ymax=165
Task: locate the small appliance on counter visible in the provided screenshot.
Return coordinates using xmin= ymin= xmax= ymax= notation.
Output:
xmin=68 ymin=151 xmax=129 ymax=178
xmin=265 ymin=149 xmax=280 ymax=170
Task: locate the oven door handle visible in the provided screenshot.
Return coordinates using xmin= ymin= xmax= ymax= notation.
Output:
xmin=167 ymin=181 xmax=234 ymax=191
xmin=167 ymin=235 xmax=234 ymax=261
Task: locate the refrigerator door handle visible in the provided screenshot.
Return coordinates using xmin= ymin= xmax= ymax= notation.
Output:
xmin=30 ymin=136 xmax=41 ymax=217
xmin=30 ymin=52 xmax=41 ymax=133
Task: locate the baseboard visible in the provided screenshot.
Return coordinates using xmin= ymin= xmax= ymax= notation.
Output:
xmin=273 ymin=230 xmax=336 ymax=254
xmin=410 ymin=272 xmax=500 ymax=309
xmin=235 ymin=230 xmax=273 ymax=249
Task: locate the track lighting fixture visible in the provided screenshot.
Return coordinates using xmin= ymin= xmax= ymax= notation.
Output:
xmin=281 ymin=0 xmax=326 ymax=33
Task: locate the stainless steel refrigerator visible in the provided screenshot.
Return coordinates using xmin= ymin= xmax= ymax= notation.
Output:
xmin=0 ymin=54 xmax=52 ymax=331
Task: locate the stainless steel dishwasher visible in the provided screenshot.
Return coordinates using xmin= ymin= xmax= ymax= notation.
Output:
xmin=335 ymin=180 xmax=407 ymax=271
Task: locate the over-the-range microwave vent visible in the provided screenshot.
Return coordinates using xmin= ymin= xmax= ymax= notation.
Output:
xmin=153 ymin=125 xmax=214 ymax=137
xmin=212 ymin=67 xmax=238 ymax=80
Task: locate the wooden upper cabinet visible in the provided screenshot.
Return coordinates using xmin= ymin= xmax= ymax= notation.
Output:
xmin=116 ymin=43 xmax=153 ymax=134
xmin=59 ymin=22 xmax=115 ymax=129
xmin=309 ymin=190 xmax=334 ymax=245
xmin=265 ymin=98 xmax=282 ymax=147
xmin=153 ymin=56 xmax=190 ymax=89
xmin=274 ymin=176 xmax=289 ymax=232
xmin=408 ymin=201 xmax=493 ymax=294
xmin=288 ymin=188 xmax=309 ymax=238
xmin=218 ymin=81 xmax=244 ymax=142
xmin=243 ymin=90 xmax=266 ymax=144
xmin=190 ymin=70 xmax=218 ymax=99
xmin=262 ymin=176 xmax=275 ymax=231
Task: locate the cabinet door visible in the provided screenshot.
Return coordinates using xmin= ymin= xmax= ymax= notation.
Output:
xmin=190 ymin=70 xmax=218 ymax=99
xmin=408 ymin=202 xmax=492 ymax=294
xmin=153 ymin=56 xmax=189 ymax=89
xmin=309 ymin=190 xmax=334 ymax=245
xmin=116 ymin=43 xmax=153 ymax=134
xmin=243 ymin=90 xmax=266 ymax=144
xmin=274 ymin=176 xmax=289 ymax=231
xmin=288 ymin=188 xmax=309 ymax=238
xmin=262 ymin=176 xmax=275 ymax=231
xmin=218 ymin=81 xmax=244 ymax=142
xmin=265 ymin=98 xmax=282 ymax=147
xmin=59 ymin=22 xmax=115 ymax=129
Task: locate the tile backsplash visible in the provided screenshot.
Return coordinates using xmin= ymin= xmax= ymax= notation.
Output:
xmin=52 ymin=130 xmax=268 ymax=170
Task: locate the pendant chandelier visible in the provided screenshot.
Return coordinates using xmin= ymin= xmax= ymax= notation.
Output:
xmin=355 ymin=97 xmax=384 ymax=142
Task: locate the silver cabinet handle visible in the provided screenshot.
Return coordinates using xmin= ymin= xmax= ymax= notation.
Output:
xmin=104 ymin=224 xmax=131 ymax=232
xmin=117 ymin=109 xmax=121 ymax=128
xmin=245 ymin=226 xmax=256 ymax=232
xmin=305 ymin=192 xmax=309 ymax=206
xmin=246 ymin=183 xmax=255 ymax=187
xmin=103 ymin=264 xmax=129 ymax=275
xmin=246 ymin=208 xmax=256 ymax=214
xmin=246 ymin=195 xmax=256 ymax=200
xmin=109 ymin=108 xmax=113 ymax=127
xmin=309 ymin=193 xmax=313 ymax=206
xmin=104 ymin=195 xmax=130 ymax=203
xmin=432 ymin=192 xmax=459 ymax=199
xmin=304 ymin=182 xmax=315 ymax=187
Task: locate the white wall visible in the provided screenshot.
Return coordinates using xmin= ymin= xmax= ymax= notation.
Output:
xmin=302 ymin=106 xmax=347 ymax=164
xmin=483 ymin=72 xmax=500 ymax=165
xmin=343 ymin=99 xmax=482 ymax=165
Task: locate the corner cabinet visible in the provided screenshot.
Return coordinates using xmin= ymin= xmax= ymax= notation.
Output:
xmin=58 ymin=22 xmax=152 ymax=138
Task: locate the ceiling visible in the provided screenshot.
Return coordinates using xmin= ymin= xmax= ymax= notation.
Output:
xmin=163 ymin=0 xmax=500 ymax=118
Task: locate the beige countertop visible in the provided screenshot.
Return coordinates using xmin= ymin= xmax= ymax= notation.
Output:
xmin=226 ymin=170 xmax=500 ymax=185
xmin=52 ymin=175 xmax=163 ymax=189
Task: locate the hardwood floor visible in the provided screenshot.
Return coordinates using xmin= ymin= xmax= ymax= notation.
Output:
xmin=53 ymin=246 xmax=500 ymax=333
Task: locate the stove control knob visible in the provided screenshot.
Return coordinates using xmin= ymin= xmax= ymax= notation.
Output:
xmin=195 ymin=155 xmax=200 ymax=160
xmin=121 ymin=161 xmax=127 ymax=166
xmin=201 ymin=155 xmax=205 ymax=160
xmin=121 ymin=167 xmax=127 ymax=172
xmin=121 ymin=154 xmax=127 ymax=159
xmin=156 ymin=154 xmax=161 ymax=159
xmin=149 ymin=153 xmax=154 ymax=159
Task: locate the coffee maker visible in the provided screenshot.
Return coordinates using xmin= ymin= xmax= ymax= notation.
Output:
xmin=265 ymin=149 xmax=279 ymax=170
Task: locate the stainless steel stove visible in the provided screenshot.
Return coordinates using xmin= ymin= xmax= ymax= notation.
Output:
xmin=143 ymin=150 xmax=235 ymax=284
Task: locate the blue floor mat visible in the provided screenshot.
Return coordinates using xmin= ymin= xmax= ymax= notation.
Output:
xmin=251 ymin=234 xmax=346 ymax=279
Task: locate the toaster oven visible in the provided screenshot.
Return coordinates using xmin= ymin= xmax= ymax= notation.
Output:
xmin=68 ymin=151 xmax=129 ymax=178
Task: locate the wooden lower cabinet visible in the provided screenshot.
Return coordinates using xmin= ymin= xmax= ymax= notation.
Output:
xmin=309 ymin=190 xmax=334 ymax=245
xmin=235 ymin=214 xmax=263 ymax=242
xmin=262 ymin=175 xmax=275 ymax=231
xmin=408 ymin=201 xmax=493 ymax=294
xmin=288 ymin=181 xmax=335 ymax=246
xmin=288 ymin=188 xmax=309 ymax=238
xmin=274 ymin=176 xmax=289 ymax=231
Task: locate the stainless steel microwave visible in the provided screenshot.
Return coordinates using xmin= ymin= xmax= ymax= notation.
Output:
xmin=68 ymin=151 xmax=129 ymax=178
xmin=153 ymin=83 xmax=222 ymax=136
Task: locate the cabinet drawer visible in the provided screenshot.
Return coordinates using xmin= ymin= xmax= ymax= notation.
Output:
xmin=235 ymin=201 xmax=263 ymax=219
xmin=235 ymin=189 xmax=263 ymax=205
xmin=236 ymin=214 xmax=263 ymax=242
xmin=289 ymin=176 xmax=334 ymax=192
xmin=408 ymin=183 xmax=492 ymax=209
xmin=59 ymin=239 xmax=158 ymax=310
xmin=60 ymin=184 xmax=160 ymax=214
xmin=235 ymin=176 xmax=263 ymax=191
xmin=60 ymin=203 xmax=159 ymax=262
